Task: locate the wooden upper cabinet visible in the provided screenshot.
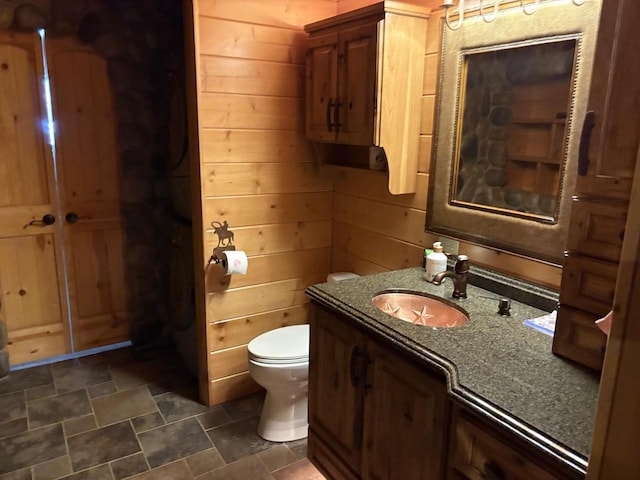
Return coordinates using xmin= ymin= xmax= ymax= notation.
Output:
xmin=575 ymin=0 xmax=640 ymax=199
xmin=304 ymin=1 xmax=430 ymax=194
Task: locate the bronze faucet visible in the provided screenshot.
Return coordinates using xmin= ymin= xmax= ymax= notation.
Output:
xmin=431 ymin=255 xmax=470 ymax=299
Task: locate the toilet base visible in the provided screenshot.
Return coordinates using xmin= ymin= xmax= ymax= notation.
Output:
xmin=257 ymin=391 xmax=308 ymax=442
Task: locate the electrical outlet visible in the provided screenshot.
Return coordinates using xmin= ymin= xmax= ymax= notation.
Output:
xmin=439 ymin=237 xmax=459 ymax=255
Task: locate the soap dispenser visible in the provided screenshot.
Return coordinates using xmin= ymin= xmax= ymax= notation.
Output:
xmin=425 ymin=242 xmax=447 ymax=282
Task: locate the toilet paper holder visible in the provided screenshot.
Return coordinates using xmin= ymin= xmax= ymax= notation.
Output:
xmin=208 ymin=220 xmax=237 ymax=266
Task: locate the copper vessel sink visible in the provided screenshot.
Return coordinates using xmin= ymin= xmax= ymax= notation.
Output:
xmin=372 ymin=291 xmax=469 ymax=328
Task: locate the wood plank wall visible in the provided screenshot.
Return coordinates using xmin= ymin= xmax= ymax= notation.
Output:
xmin=333 ymin=0 xmax=562 ymax=289
xmin=189 ymin=0 xmax=336 ymax=405
xmin=186 ymin=0 xmax=562 ymax=405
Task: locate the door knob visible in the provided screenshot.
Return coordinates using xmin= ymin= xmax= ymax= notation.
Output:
xmin=65 ymin=212 xmax=90 ymax=224
xmin=25 ymin=214 xmax=56 ymax=227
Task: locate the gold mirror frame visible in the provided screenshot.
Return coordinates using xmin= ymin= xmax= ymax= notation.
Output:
xmin=427 ymin=0 xmax=602 ymax=265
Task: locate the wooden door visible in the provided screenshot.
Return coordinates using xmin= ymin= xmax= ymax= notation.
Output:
xmin=308 ymin=305 xmax=365 ymax=476
xmin=362 ymin=341 xmax=447 ymax=480
xmin=554 ymin=0 xmax=640 ymax=370
xmin=338 ymin=22 xmax=377 ymax=145
xmin=46 ymin=36 xmax=128 ymax=351
xmin=305 ymin=32 xmax=339 ymax=142
xmin=0 ymin=31 xmax=71 ymax=364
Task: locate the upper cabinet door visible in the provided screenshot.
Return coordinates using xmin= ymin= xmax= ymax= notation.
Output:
xmin=305 ymin=32 xmax=339 ymax=142
xmin=337 ymin=22 xmax=378 ymax=145
xmin=576 ymin=0 xmax=640 ymax=199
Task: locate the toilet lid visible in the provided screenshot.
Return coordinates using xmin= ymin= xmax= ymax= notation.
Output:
xmin=248 ymin=325 xmax=309 ymax=364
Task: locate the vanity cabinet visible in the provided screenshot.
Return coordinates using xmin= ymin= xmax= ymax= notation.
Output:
xmin=308 ymin=303 xmax=447 ymax=480
xmin=554 ymin=0 xmax=640 ymax=370
xmin=447 ymin=407 xmax=581 ymax=480
xmin=304 ymin=1 xmax=429 ymax=194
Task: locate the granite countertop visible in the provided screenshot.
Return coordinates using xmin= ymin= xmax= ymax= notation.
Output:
xmin=306 ymin=267 xmax=600 ymax=475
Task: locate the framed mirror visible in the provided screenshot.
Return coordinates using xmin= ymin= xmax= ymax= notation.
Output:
xmin=427 ymin=0 xmax=602 ymax=265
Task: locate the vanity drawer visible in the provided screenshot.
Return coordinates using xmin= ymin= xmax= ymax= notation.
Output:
xmin=559 ymin=254 xmax=617 ymax=316
xmin=566 ymin=197 xmax=627 ymax=262
xmin=553 ymin=305 xmax=606 ymax=371
xmin=448 ymin=414 xmax=560 ymax=480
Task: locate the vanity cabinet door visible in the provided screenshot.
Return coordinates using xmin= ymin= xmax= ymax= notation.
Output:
xmin=308 ymin=305 xmax=366 ymax=477
xmin=362 ymin=341 xmax=447 ymax=480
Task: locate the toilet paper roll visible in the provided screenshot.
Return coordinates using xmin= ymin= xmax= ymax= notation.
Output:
xmin=222 ymin=250 xmax=248 ymax=275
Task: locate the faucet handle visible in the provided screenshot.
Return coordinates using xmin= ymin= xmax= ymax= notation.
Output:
xmin=454 ymin=255 xmax=469 ymax=274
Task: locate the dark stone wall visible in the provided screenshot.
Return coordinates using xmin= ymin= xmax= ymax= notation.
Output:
xmin=1 ymin=0 xmax=186 ymax=355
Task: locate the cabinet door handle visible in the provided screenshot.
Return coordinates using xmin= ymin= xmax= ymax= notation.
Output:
xmin=482 ymin=460 xmax=506 ymax=480
xmin=326 ymin=98 xmax=336 ymax=132
xmin=578 ymin=110 xmax=595 ymax=176
xmin=349 ymin=345 xmax=362 ymax=388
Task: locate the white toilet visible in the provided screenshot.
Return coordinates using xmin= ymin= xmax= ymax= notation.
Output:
xmin=248 ymin=272 xmax=360 ymax=442
xmin=248 ymin=324 xmax=310 ymax=442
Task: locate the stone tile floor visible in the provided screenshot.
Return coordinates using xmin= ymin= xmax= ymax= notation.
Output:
xmin=0 ymin=346 xmax=325 ymax=480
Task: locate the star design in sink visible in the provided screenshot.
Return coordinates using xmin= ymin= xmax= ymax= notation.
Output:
xmin=411 ymin=306 xmax=434 ymax=326
xmin=382 ymin=303 xmax=401 ymax=317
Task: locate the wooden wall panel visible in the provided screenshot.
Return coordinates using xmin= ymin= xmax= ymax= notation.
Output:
xmin=334 ymin=192 xmax=433 ymax=246
xmin=191 ymin=0 xmax=563 ymax=406
xmin=199 ymin=0 xmax=336 ymax=28
xmin=205 ymin=221 xmax=332 ymax=257
xmin=198 ymin=17 xmax=307 ymax=64
xmin=198 ymin=93 xmax=304 ymax=131
xmin=331 ymin=1 xmax=562 ymax=289
xmin=200 ymin=57 xmax=303 ymax=97
xmin=334 ymin=222 xmax=425 ymax=271
xmin=208 ymin=345 xmax=249 ymax=379
xmin=206 ymin=276 xmax=323 ymax=322
xmin=192 ymin=0 xmax=336 ymax=405
xmin=209 ymin=372 xmax=261 ymax=406
xmin=204 ymin=193 xmax=333 ymax=228
xmin=209 ymin=305 xmax=308 ymax=351
xmin=206 ymin=248 xmax=331 ymax=291
xmin=202 ymin=163 xmax=332 ymax=196
xmin=199 ymin=129 xmax=314 ymax=164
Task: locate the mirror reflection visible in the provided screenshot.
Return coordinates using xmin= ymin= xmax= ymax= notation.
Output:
xmin=452 ymin=40 xmax=577 ymax=221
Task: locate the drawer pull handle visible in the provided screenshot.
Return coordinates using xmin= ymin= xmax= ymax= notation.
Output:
xmin=578 ymin=110 xmax=595 ymax=176
xmin=326 ymin=98 xmax=335 ymax=132
xmin=483 ymin=461 xmax=506 ymax=480
xmin=349 ymin=345 xmax=361 ymax=388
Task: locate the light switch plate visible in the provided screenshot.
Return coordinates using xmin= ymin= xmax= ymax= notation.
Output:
xmin=439 ymin=237 xmax=459 ymax=255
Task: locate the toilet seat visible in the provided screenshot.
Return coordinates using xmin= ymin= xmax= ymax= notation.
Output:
xmin=248 ymin=324 xmax=309 ymax=365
